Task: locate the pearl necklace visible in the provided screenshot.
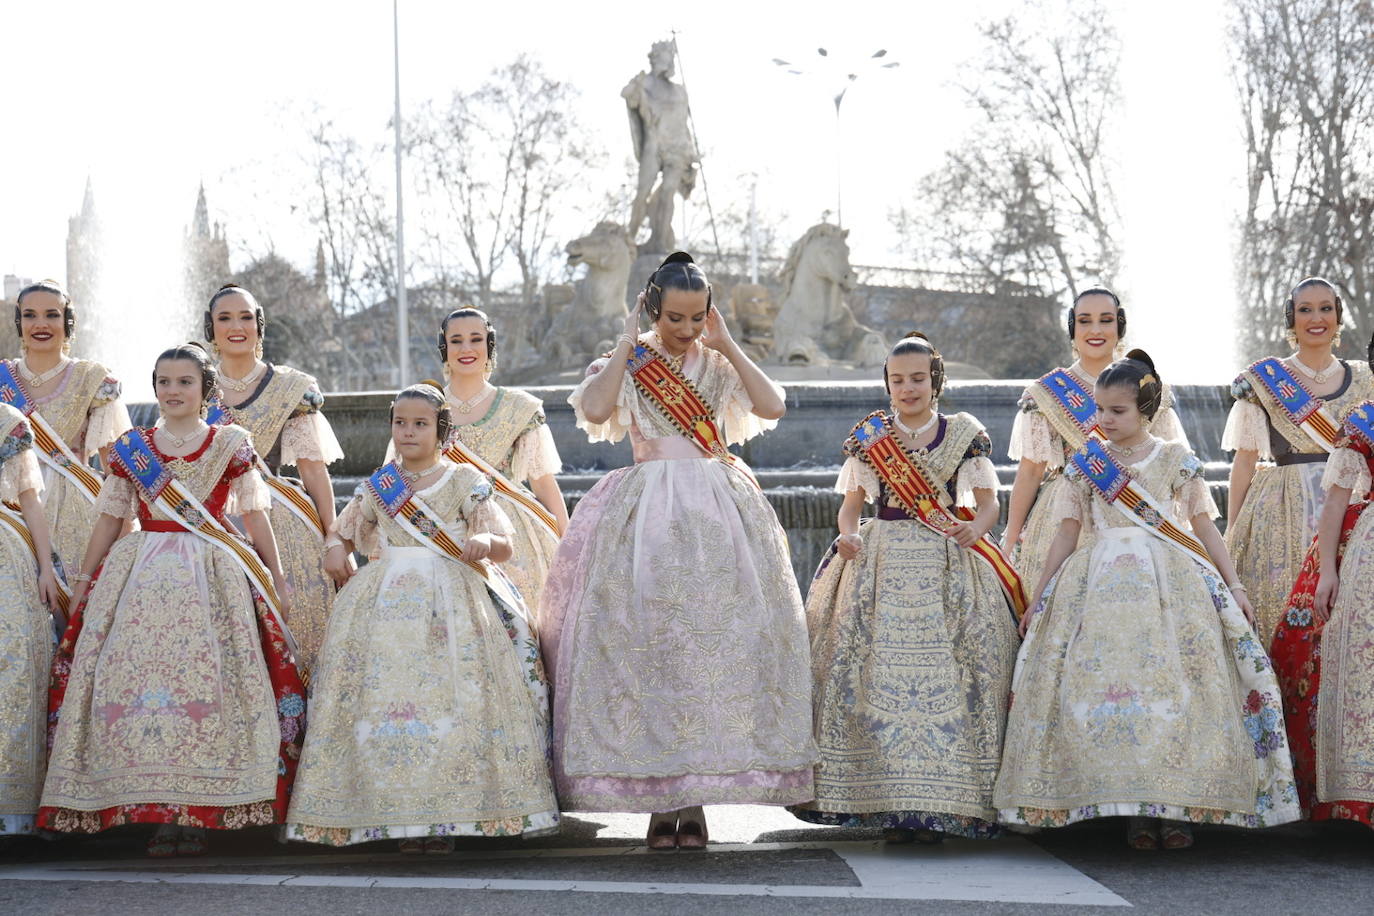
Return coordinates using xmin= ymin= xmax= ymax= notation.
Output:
xmin=893 ymin=411 xmax=938 ymax=441
xmin=1106 ymin=434 xmax=1150 ymax=458
xmin=400 ymin=461 xmax=441 ymax=484
xmin=160 ymin=423 xmax=208 ymax=450
xmin=1068 ymin=360 xmax=1100 ymax=385
xmin=448 ymin=384 xmax=494 ymax=415
xmin=219 ymin=361 xmax=266 ymax=393
xmin=19 ymin=357 xmax=69 ymax=388
xmin=1291 ymin=354 xmax=1338 ymax=385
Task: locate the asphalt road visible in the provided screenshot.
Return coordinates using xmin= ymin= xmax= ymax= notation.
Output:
xmin=1 ymin=805 xmax=1369 ymax=914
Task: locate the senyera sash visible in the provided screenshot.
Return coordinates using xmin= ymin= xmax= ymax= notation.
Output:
xmin=0 ymin=500 xmax=71 ymax=616
xmin=441 ymin=435 xmax=560 ymax=537
xmin=1243 ymin=357 xmax=1345 ymax=454
xmin=0 ymin=362 xmax=102 ymax=503
xmin=207 ymin=399 xmax=325 ymax=538
xmin=1344 ymin=400 xmax=1374 ymax=452
xmin=110 ymin=428 xmax=297 ymax=656
xmin=365 ymin=462 xmax=526 ymax=612
xmin=1029 ymin=367 xmax=1100 ymax=450
xmin=850 ymin=410 xmax=1027 ymax=618
xmin=627 ymin=343 xmax=760 ymax=487
xmin=1070 ymin=437 xmax=1223 ymax=580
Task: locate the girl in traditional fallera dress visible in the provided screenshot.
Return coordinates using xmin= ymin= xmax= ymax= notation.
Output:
xmin=205 ymin=284 xmax=346 ymax=678
xmin=1270 ymin=332 xmax=1374 ymax=827
xmin=541 ymin=252 xmax=816 ymax=849
xmin=286 ymin=384 xmax=557 ymax=853
xmin=38 ymin=344 xmax=305 ymax=858
xmin=790 ymin=333 xmax=1022 ymax=843
xmin=435 ymin=308 xmax=566 ymax=612
xmin=1003 ymin=288 xmax=1187 ymax=593
xmin=1225 ymin=277 xmax=1374 ymax=645
xmin=5 ymin=280 xmax=131 ymax=574
xmin=0 ymin=404 xmax=64 ymax=838
xmin=994 ymin=350 xmax=1299 ymax=849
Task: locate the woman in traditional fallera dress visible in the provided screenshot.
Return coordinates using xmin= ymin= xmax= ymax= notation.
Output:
xmin=1270 ymin=332 xmax=1374 ymax=827
xmin=1003 ymin=288 xmax=1187 ymax=593
xmin=790 ymin=333 xmax=1020 ymax=843
xmin=205 ymin=284 xmax=346 ymax=677
xmin=541 ymin=252 xmax=816 ymax=849
xmin=434 ymin=308 xmax=566 ymax=613
xmin=0 ymin=403 xmax=64 ymax=837
xmin=39 ymin=344 xmax=305 ymax=858
xmin=1225 ymin=277 xmax=1374 ymax=645
xmin=995 ymin=350 xmax=1299 ymax=849
xmin=286 ymin=385 xmax=557 ymax=853
xmin=6 ymin=280 xmax=131 ymax=574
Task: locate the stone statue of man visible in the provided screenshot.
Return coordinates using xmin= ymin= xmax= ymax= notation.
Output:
xmin=623 ymin=40 xmax=699 ymax=253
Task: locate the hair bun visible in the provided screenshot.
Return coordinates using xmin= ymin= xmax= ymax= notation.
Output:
xmin=1125 ymin=348 xmax=1156 ymax=371
xmin=420 ymin=378 xmax=444 ymax=390
xmin=182 ymin=341 xmax=210 ymax=353
xmin=217 ymin=283 xmax=242 ymax=292
xmin=659 ymin=251 xmax=695 ymax=268
xmin=902 ymin=330 xmax=930 ymax=342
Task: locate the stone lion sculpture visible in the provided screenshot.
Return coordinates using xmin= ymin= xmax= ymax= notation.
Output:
xmin=770 ymin=224 xmax=887 ymax=366
xmin=541 ymin=221 xmax=636 ymax=369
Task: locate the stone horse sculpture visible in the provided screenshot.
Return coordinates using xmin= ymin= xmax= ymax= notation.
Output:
xmin=541 ymin=222 xmax=636 ymax=369
xmin=771 ymin=224 xmax=887 ymax=366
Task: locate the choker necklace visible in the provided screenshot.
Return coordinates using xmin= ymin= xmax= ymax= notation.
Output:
xmin=449 ymin=383 xmax=494 ymax=414
xmin=161 ymin=423 xmax=208 ymax=450
xmin=400 ymin=461 xmax=441 ymax=484
xmin=219 ymin=361 xmax=266 ymax=393
xmin=1107 ymin=435 xmax=1150 ymax=458
xmin=19 ymin=357 xmax=69 ymax=388
xmin=893 ymin=411 xmax=938 ymax=441
xmin=1291 ymin=354 xmax=1338 ymax=385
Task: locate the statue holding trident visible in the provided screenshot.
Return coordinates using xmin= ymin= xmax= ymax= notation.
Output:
xmin=623 ymin=40 xmax=700 ymax=253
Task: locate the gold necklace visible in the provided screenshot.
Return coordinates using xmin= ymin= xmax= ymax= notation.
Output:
xmin=19 ymin=357 xmax=69 ymax=387
xmin=652 ymin=332 xmax=688 ymax=371
xmin=219 ymin=361 xmax=265 ymax=392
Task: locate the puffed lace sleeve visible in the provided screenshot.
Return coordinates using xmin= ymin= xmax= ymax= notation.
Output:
xmin=1323 ymin=446 xmax=1372 ymax=495
xmin=95 ymin=463 xmax=139 ymax=520
xmin=1221 ymin=375 xmax=1271 ymax=458
xmin=0 ymin=417 xmax=43 ymax=502
xmin=224 ymin=442 xmax=271 ymax=515
xmin=568 ymin=357 xmax=637 ymax=443
xmin=1171 ymin=449 xmax=1220 ymax=521
xmin=460 ymin=473 xmax=514 ymax=539
xmin=335 ymin=488 xmax=379 ymax=557
xmin=1008 ymin=388 xmax=1061 ymax=465
xmin=1052 ymin=466 xmax=1092 ymax=525
xmin=834 ymin=455 xmax=880 ymax=502
xmin=279 ymin=386 xmax=344 ymax=466
xmin=717 ymin=354 xmax=784 ymax=446
xmin=509 ymin=419 xmax=562 ymax=483
xmin=955 ymin=430 xmax=999 ymax=509
xmin=83 ymin=376 xmax=132 ymax=457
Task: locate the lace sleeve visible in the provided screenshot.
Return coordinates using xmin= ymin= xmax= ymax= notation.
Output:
xmin=461 ymin=476 xmax=514 ymax=539
xmin=1009 ymin=400 xmax=1061 ymax=466
xmin=509 ymin=422 xmax=562 ymax=483
xmin=1172 ymin=453 xmax=1220 ymax=521
xmin=717 ymin=359 xmax=784 ymax=446
xmin=335 ymin=491 xmax=379 ymax=557
xmin=1052 ymin=469 xmax=1091 ymax=525
xmin=568 ymin=357 xmax=636 ymax=443
xmin=834 ymin=456 xmax=880 ymax=502
xmin=0 ymin=423 xmax=42 ymax=502
xmin=1323 ymin=446 xmax=1372 ymax=495
xmin=956 ymin=456 xmax=998 ymax=509
xmin=95 ymin=473 xmax=139 ymax=520
xmin=279 ymin=411 xmax=345 ymax=467
xmin=1221 ymin=399 xmax=1271 ymax=458
xmin=83 ymin=397 xmax=132 ymax=457
xmin=225 ymin=469 xmax=272 ymax=515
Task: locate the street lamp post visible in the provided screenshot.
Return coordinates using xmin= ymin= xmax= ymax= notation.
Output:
xmin=773 ymin=48 xmax=900 ymax=228
xmin=393 ymin=0 xmax=410 ymax=388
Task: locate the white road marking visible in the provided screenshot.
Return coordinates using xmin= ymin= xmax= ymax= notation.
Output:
xmin=0 ymin=838 xmax=1128 ymax=906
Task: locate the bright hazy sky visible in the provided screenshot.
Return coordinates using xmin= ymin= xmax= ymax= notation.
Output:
xmin=2 ymin=0 xmax=1240 ymax=379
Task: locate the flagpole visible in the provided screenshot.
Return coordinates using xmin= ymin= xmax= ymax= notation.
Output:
xmin=393 ymin=0 xmax=410 ymax=387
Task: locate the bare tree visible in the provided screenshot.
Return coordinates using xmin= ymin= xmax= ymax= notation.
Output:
xmin=893 ymin=0 xmax=1122 ymax=304
xmin=1230 ymin=0 xmax=1374 ymax=362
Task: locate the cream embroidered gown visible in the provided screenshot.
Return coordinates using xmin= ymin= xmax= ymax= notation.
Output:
xmin=994 ymin=438 xmax=1299 ymax=828
xmin=790 ymin=413 xmax=1019 ymax=838
xmin=285 ymin=462 xmax=558 ymax=844
xmin=539 ymin=343 xmax=817 ymax=812
xmin=215 ymin=364 xmax=344 ymax=676
xmin=0 ymin=404 xmax=53 ymax=836
xmin=1224 ymin=359 xmax=1374 ymax=643
xmin=1 ymin=359 xmax=130 ymax=574
xmin=1009 ymin=366 xmax=1187 ymax=595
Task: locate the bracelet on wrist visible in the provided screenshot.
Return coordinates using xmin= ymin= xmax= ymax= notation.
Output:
xmin=72 ymin=573 xmax=92 ymax=583
xmin=1227 ymin=583 xmax=1247 ymax=592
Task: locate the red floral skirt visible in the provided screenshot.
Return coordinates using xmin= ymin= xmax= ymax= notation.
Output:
xmin=1269 ymin=499 xmax=1373 ymax=826
xmin=37 ymin=584 xmax=306 ymax=834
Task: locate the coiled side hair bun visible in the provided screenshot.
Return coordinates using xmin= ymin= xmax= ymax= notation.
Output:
xmin=1098 ymin=348 xmax=1164 ymax=420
